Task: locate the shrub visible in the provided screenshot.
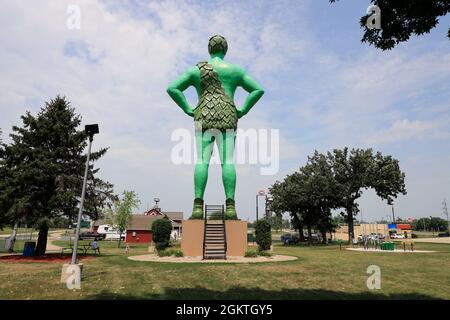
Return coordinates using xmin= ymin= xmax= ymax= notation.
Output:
xmin=152 ymin=218 xmax=172 ymax=251
xmin=244 ymin=248 xmax=258 ymax=258
xmin=155 ymin=241 xmax=169 ymax=252
xmin=411 ymin=233 xmax=418 ymax=238
xmin=173 ymin=249 xmax=184 ymax=257
xmin=157 ymin=248 xmax=173 ymax=257
xmin=255 ymin=219 xmax=272 ymax=251
xmin=258 ymin=250 xmax=272 ymax=257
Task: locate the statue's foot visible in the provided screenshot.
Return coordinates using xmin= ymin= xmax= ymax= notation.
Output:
xmin=225 ymin=198 xmax=237 ymax=220
xmin=190 ymin=198 xmax=204 ymax=219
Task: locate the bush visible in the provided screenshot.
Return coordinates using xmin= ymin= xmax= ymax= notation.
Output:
xmin=257 ymin=250 xmax=272 ymax=257
xmin=156 ymin=248 xmax=184 ymax=257
xmin=244 ymin=248 xmax=258 ymax=258
xmin=152 ymin=218 xmax=172 ymax=251
xmin=157 ymin=248 xmax=172 ymax=257
xmin=173 ymin=249 xmax=184 ymax=257
xmin=255 ymin=219 xmax=271 ymax=251
xmin=155 ymin=241 xmax=169 ymax=252
xmin=411 ymin=233 xmax=418 ymax=238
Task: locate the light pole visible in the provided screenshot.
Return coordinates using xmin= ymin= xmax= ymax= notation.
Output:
xmin=443 ymin=199 xmax=449 ymax=235
xmin=71 ymin=124 xmax=99 ymax=265
xmin=256 ymin=190 xmax=266 ymax=222
xmin=265 ymin=195 xmax=273 ymax=220
xmin=388 ymin=199 xmax=396 ymax=223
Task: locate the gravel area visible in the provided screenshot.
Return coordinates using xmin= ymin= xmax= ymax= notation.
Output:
xmin=128 ymin=254 xmax=298 ymax=263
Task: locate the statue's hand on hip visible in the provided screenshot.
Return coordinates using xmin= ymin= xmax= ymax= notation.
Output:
xmin=237 ymin=109 xmax=246 ymax=119
xmin=186 ymin=107 xmax=195 ymax=117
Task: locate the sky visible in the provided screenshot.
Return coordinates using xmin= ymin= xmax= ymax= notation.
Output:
xmin=0 ymin=0 xmax=449 ymax=222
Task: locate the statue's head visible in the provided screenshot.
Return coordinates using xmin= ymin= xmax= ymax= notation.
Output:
xmin=208 ymin=35 xmax=228 ymax=56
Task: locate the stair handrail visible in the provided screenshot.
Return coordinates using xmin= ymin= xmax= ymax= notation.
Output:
xmin=222 ymin=204 xmax=227 ymax=260
xmin=202 ymin=203 xmax=207 ymax=259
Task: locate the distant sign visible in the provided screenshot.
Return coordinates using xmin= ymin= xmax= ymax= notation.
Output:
xmin=388 ymin=223 xmax=397 ymax=229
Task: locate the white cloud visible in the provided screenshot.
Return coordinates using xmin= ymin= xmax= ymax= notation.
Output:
xmin=1 ymin=0 xmax=449 ymax=221
xmin=365 ymin=119 xmax=449 ymax=145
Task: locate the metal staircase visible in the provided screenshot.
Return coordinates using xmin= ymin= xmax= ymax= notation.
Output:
xmin=203 ymin=205 xmax=227 ymax=260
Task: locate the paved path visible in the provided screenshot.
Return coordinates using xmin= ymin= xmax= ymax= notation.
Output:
xmin=410 ymin=237 xmax=450 ymax=244
xmin=46 ymin=232 xmax=64 ymax=252
xmin=346 ymin=248 xmax=436 ymax=253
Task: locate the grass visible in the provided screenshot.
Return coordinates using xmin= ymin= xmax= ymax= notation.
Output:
xmin=0 ymin=239 xmax=449 ymax=300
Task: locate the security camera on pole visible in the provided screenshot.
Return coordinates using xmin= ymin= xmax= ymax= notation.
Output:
xmin=61 ymin=124 xmax=99 ymax=287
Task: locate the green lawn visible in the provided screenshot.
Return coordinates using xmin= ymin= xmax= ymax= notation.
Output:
xmin=0 ymin=240 xmax=449 ymax=300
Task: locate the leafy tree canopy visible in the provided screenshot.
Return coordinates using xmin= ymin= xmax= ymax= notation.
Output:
xmin=330 ymin=0 xmax=450 ymax=50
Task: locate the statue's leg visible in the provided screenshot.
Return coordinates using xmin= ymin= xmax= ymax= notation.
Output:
xmin=192 ymin=130 xmax=215 ymax=218
xmin=217 ymin=129 xmax=237 ymax=219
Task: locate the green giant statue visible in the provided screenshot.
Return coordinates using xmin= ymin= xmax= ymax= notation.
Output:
xmin=167 ymin=35 xmax=264 ymax=219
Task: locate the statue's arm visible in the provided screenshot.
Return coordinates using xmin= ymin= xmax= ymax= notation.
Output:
xmin=237 ymin=72 xmax=264 ymax=118
xmin=166 ymin=67 xmax=199 ymax=117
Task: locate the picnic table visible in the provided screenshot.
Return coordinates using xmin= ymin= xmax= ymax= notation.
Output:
xmin=401 ymin=239 xmax=414 ymax=252
xmin=60 ymin=241 xmax=100 ymax=255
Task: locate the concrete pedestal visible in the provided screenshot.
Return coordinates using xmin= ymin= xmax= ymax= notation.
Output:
xmin=181 ymin=220 xmax=247 ymax=257
xmin=60 ymin=263 xmax=83 ymax=284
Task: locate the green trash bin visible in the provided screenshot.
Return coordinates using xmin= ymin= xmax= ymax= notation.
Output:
xmin=385 ymin=242 xmax=394 ymax=250
xmin=247 ymin=233 xmax=255 ymax=243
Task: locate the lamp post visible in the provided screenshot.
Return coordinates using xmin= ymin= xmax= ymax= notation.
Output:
xmin=388 ymin=200 xmax=396 ymax=223
xmin=256 ymin=190 xmax=266 ymax=222
xmin=265 ymin=195 xmax=273 ymax=220
xmin=71 ymin=124 xmax=99 ymax=265
xmin=443 ymin=199 xmax=449 ymax=235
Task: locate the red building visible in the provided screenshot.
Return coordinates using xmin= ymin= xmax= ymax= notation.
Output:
xmin=125 ymin=215 xmax=162 ymax=244
xmin=144 ymin=209 xmax=183 ymax=237
xmin=91 ymin=210 xmax=184 ymax=244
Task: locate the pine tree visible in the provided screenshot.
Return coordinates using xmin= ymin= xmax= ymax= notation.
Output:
xmin=0 ymin=96 xmax=115 ymax=255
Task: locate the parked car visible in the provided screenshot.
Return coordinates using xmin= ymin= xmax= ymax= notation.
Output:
xmin=78 ymin=232 xmax=105 ymax=241
xmin=280 ymin=233 xmax=299 ymax=245
xmin=309 ymin=233 xmax=323 ymax=243
xmin=392 ymin=233 xmax=405 ymax=239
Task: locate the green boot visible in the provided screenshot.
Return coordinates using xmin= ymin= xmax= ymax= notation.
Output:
xmin=225 ymin=198 xmax=237 ymax=220
xmin=191 ymin=198 xmax=204 ymax=219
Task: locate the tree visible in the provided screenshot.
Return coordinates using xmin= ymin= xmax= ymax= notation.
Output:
xmin=270 ymin=151 xmax=340 ymax=245
xmin=104 ymin=190 xmax=140 ymax=248
xmin=254 ymin=219 xmax=272 ymax=251
xmin=152 ymin=217 xmax=172 ymax=251
xmin=0 ymin=96 xmax=114 ymax=255
xmin=328 ymin=148 xmax=406 ymax=243
xmin=330 ymin=0 xmax=450 ymax=50
xmin=271 ymin=148 xmax=406 ymax=244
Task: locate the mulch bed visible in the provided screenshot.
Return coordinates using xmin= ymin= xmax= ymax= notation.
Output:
xmin=0 ymin=253 xmax=94 ymax=263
